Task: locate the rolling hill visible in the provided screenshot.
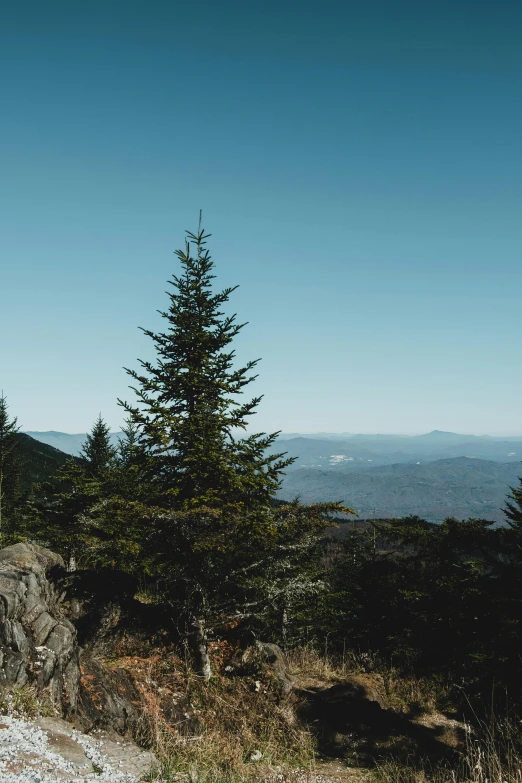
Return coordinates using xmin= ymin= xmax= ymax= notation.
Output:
xmin=26 ymin=429 xmax=522 ymax=465
xmin=278 ymin=456 xmax=522 ymax=524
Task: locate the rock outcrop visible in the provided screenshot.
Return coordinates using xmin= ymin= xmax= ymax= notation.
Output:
xmin=0 ymin=543 xmax=80 ymax=716
xmin=244 ymin=641 xmax=295 ymax=694
xmin=0 ymin=543 xmax=156 ymax=738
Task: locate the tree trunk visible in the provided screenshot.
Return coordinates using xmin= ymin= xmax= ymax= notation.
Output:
xmin=191 ymin=617 xmax=211 ymax=680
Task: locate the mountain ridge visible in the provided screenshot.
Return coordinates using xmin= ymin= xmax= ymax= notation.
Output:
xmin=15 ymin=433 xmax=72 ymax=491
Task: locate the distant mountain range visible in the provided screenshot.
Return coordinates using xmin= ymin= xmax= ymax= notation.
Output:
xmin=24 ymin=429 xmax=522 ymax=462
xmin=22 ymin=430 xmax=522 ymax=524
xmin=269 ymin=431 xmax=522 ymax=469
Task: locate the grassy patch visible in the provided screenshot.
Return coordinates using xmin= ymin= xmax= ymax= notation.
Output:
xmin=370 ymin=716 xmax=522 ymax=783
xmin=286 ymin=646 xmax=454 ymax=715
xmin=0 ymin=684 xmax=58 ymax=719
xmin=109 ymin=646 xmax=315 ymax=783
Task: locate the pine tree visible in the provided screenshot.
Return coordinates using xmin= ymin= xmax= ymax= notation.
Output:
xmin=80 ymin=414 xmax=117 ymax=479
xmin=113 ymin=418 xmax=148 ymax=501
xmin=119 ymin=217 xmax=354 ymax=677
xmin=0 ymin=393 xmax=22 ymax=541
xmin=120 ymin=216 xmax=291 ymax=511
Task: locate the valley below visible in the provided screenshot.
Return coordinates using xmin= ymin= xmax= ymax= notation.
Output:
xmin=278 ymin=457 xmax=521 ymax=524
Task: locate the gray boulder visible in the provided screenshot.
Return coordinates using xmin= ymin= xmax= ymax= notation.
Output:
xmin=0 ymin=543 xmax=80 ymax=716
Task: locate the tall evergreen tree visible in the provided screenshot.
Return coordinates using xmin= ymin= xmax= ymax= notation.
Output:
xmin=119 ymin=218 xmax=354 ymax=676
xmin=0 ymin=393 xmax=22 ymax=541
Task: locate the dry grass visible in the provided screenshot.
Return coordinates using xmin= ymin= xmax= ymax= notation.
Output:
xmin=380 ymin=671 xmax=454 ymax=716
xmin=5 ymin=644 xmax=520 ymax=783
xmin=285 ymin=646 xmax=375 ymax=683
xmin=285 ymin=646 xmax=453 ymax=716
xmin=370 ymin=717 xmax=522 ymax=783
xmin=91 ymin=642 xmax=510 ymax=782
xmin=106 ymin=644 xmax=315 ymax=783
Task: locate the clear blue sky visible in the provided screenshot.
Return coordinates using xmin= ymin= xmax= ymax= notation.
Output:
xmin=2 ymin=0 xmax=521 ymax=435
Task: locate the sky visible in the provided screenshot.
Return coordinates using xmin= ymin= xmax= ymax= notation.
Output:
xmin=1 ymin=0 xmax=521 ymax=436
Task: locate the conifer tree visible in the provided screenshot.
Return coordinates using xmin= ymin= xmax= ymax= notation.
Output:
xmin=34 ymin=415 xmax=116 ymax=568
xmin=120 ymin=215 xmax=291 ymax=510
xmin=0 ymin=393 xmax=22 ymax=541
xmin=80 ymin=414 xmax=117 ymax=479
xmin=119 ymin=217 xmax=354 ymax=677
xmin=113 ymin=417 xmax=148 ymax=501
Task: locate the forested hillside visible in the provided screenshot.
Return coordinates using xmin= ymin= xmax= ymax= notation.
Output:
xmin=16 ymin=432 xmax=71 ymax=491
xmin=279 ymin=457 xmax=521 ymax=523
xmin=24 ymin=430 xmax=522 ymax=524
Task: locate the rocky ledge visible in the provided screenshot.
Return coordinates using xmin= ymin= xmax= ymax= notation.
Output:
xmin=0 ymin=543 xmax=157 ymax=781
xmin=0 ymin=543 xmax=80 ymax=715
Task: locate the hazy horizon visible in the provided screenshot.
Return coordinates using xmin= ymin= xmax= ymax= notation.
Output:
xmin=23 ymin=428 xmax=522 ymax=439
